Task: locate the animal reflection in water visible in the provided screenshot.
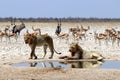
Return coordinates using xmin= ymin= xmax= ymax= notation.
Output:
xmin=60 ymin=61 xmax=103 ymax=68
xmin=28 ymin=61 xmax=103 ymax=68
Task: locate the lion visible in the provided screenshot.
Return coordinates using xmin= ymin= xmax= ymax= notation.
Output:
xmin=59 ymin=43 xmax=83 ymax=60
xmin=59 ymin=43 xmax=104 ymax=61
xmin=24 ymin=33 xmax=61 ymax=59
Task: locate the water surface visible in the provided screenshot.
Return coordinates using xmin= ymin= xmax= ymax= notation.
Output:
xmin=12 ymin=61 xmax=120 ymax=69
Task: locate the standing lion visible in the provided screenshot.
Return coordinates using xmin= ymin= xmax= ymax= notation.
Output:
xmin=24 ymin=33 xmax=61 ymax=59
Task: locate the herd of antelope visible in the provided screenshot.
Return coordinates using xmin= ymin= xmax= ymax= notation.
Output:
xmin=0 ymin=26 xmax=17 ymax=42
xmin=0 ymin=20 xmax=120 ymax=47
xmin=94 ymin=28 xmax=120 ymax=46
xmin=0 ymin=22 xmax=25 ymax=42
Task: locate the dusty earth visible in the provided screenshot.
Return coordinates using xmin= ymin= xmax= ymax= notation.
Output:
xmin=0 ymin=22 xmax=120 ymax=80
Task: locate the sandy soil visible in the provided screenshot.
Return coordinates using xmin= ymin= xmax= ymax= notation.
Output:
xmin=0 ymin=22 xmax=120 ymax=80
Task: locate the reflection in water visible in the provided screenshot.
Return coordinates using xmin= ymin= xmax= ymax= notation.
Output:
xmin=60 ymin=61 xmax=103 ymax=68
xmin=12 ymin=61 xmax=120 ymax=69
xmin=29 ymin=62 xmax=37 ymax=67
xmin=27 ymin=61 xmax=103 ymax=68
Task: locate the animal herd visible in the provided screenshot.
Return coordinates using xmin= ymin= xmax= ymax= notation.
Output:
xmin=0 ymin=22 xmax=120 ymax=60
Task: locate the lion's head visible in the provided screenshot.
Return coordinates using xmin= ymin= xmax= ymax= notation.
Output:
xmin=69 ymin=43 xmax=83 ymax=56
xmin=24 ymin=33 xmax=37 ymax=44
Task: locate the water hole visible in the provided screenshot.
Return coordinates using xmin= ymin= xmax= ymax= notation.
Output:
xmin=11 ymin=61 xmax=120 ymax=69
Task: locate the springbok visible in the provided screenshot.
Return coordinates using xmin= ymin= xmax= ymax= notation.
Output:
xmin=5 ymin=26 xmax=18 ymax=42
xmin=94 ymin=31 xmax=108 ymax=46
xmin=0 ymin=30 xmax=5 ymax=41
xmin=32 ymin=26 xmax=41 ymax=35
xmin=72 ymin=31 xmax=86 ymax=41
xmin=69 ymin=26 xmax=80 ymax=33
xmin=80 ymin=25 xmax=90 ymax=33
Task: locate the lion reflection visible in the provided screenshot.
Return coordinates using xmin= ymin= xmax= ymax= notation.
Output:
xmin=28 ymin=61 xmax=103 ymax=68
xmin=60 ymin=61 xmax=103 ymax=68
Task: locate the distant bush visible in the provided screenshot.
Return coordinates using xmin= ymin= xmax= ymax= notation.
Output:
xmin=0 ymin=17 xmax=120 ymax=22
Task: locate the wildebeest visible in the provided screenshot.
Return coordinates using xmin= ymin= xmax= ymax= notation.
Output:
xmin=12 ymin=23 xmax=25 ymax=35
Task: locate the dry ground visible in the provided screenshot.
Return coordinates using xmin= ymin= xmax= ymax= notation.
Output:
xmin=0 ymin=22 xmax=120 ymax=80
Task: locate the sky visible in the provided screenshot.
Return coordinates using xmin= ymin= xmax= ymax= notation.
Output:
xmin=0 ymin=0 xmax=120 ymax=18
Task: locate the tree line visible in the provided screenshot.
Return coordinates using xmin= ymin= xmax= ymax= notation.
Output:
xmin=0 ymin=17 xmax=120 ymax=22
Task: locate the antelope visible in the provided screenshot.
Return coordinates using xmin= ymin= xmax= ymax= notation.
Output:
xmin=56 ymin=33 xmax=69 ymax=43
xmin=11 ymin=19 xmax=26 ymax=35
xmin=57 ymin=33 xmax=69 ymax=38
xmin=0 ymin=30 xmax=5 ymax=41
xmin=117 ymin=31 xmax=120 ymax=37
xmin=69 ymin=26 xmax=80 ymax=33
xmin=26 ymin=29 xmax=48 ymax=36
xmin=105 ymin=28 xmax=116 ymax=40
xmin=94 ymin=31 xmax=108 ymax=46
xmin=55 ymin=18 xmax=61 ymax=35
xmin=111 ymin=33 xmax=118 ymax=46
xmin=80 ymin=25 xmax=90 ymax=33
xmin=116 ymin=36 xmax=120 ymax=46
xmin=72 ymin=31 xmax=86 ymax=41
xmin=57 ymin=33 xmax=69 ymax=39
xmin=5 ymin=27 xmax=18 ymax=42
xmin=32 ymin=26 xmax=41 ymax=35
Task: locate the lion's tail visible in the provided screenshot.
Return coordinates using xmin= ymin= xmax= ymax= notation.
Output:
xmin=54 ymin=48 xmax=61 ymax=54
